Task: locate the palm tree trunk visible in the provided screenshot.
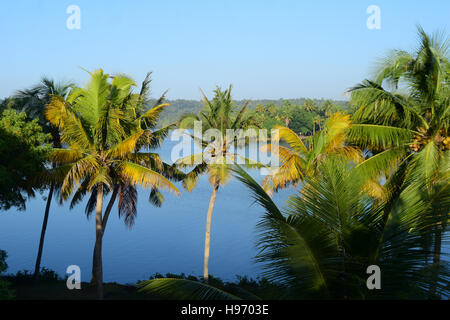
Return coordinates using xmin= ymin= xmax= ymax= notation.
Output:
xmin=203 ymin=181 xmax=219 ymax=282
xmin=33 ymin=136 xmax=61 ymax=282
xmin=91 ymin=186 xmax=119 ymax=296
xmin=91 ymin=186 xmax=119 ymax=285
xmin=93 ymin=184 xmax=104 ymax=299
xmin=33 ymin=183 xmax=54 ymax=281
xmin=102 ymin=186 xmax=119 ymax=232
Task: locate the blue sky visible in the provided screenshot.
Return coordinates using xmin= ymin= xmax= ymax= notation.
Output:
xmin=0 ymin=0 xmax=448 ymax=100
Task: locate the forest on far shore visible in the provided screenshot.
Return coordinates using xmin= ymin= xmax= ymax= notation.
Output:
xmin=155 ymin=97 xmax=350 ymax=135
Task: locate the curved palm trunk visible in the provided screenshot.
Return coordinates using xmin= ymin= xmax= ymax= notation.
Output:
xmin=93 ymin=185 xmax=104 ymax=299
xmin=203 ymin=181 xmax=219 ymax=282
xmin=101 ymin=186 xmax=119 ymax=232
xmin=33 ymin=183 xmax=54 ymax=281
xmin=33 ymin=135 xmax=61 ymax=281
xmin=90 ymin=186 xmax=119 ymax=287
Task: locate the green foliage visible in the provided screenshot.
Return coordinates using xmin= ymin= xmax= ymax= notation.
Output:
xmin=0 ymin=26 xmax=448 ymax=301
xmin=348 ymin=27 xmax=450 ymax=289
xmin=0 ymin=250 xmax=15 ymax=300
xmin=46 ymin=69 xmax=180 ymax=215
xmin=233 ymin=159 xmax=449 ymax=299
xmin=139 ymin=277 xmax=241 ymax=300
xmin=4 ymin=268 xmax=61 ymax=285
xmin=177 ymin=85 xmax=261 ymax=189
xmin=12 ymin=77 xmax=74 ymax=148
xmin=139 ymin=157 xmax=448 ymax=300
xmin=44 ymin=69 xmax=183 ymax=299
xmin=0 ymin=109 xmax=51 ymax=210
xmin=248 ymin=100 xmax=347 ymax=135
xmin=156 ymin=98 xmax=348 ymax=132
xmin=139 ymin=273 xmax=283 ymax=300
xmin=288 ymin=108 xmax=316 ymax=134
xmin=0 ymin=250 xmax=7 ymax=274
xmin=0 ymin=280 xmax=14 ymax=300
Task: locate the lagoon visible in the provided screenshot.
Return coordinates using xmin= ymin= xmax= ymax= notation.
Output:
xmin=0 ymin=138 xmax=294 ymax=284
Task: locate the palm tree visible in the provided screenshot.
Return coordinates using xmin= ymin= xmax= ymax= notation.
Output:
xmin=67 ymin=72 xmax=185 ymax=285
xmin=139 ymin=158 xmax=449 ymax=299
xmin=176 ymin=85 xmax=260 ymax=282
xmin=13 ymin=78 xmax=74 ymax=280
xmin=237 ymin=159 xmax=449 ymax=299
xmin=304 ymin=99 xmax=316 ymax=112
xmin=275 ymin=102 xmax=293 ymax=127
xmin=348 ymin=26 xmax=450 ymax=274
xmin=321 ymin=100 xmax=342 ymax=117
xmin=261 ymin=112 xmax=364 ymax=195
xmin=312 ymin=114 xmax=321 ymax=134
xmin=45 ymin=69 xmax=180 ymax=299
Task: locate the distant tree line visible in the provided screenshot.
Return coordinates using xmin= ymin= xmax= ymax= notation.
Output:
xmin=154 ymin=98 xmax=351 ymax=134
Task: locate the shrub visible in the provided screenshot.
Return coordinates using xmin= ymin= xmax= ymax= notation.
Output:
xmin=0 ymin=250 xmax=15 ymax=299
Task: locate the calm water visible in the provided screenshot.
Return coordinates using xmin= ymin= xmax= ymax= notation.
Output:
xmin=0 ymin=138 xmax=294 ymax=284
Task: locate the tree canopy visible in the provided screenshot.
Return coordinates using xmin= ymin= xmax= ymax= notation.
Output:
xmin=0 ymin=109 xmax=50 ymax=210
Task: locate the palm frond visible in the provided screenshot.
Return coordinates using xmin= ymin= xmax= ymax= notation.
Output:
xmin=149 ymin=188 xmax=164 ymax=207
xmin=349 ymin=124 xmax=414 ymax=149
xmin=119 ymin=161 xmax=180 ymax=195
xmin=138 ymin=278 xmax=241 ymax=300
xmin=274 ymin=125 xmax=308 ymax=154
xmin=118 ymin=183 xmax=138 ymax=227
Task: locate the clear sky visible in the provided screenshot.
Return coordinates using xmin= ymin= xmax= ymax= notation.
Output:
xmin=0 ymin=0 xmax=449 ymax=100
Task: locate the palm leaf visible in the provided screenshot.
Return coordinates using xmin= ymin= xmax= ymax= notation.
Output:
xmin=138 ymin=278 xmax=241 ymax=300
xmin=119 ymin=161 xmax=180 ymax=195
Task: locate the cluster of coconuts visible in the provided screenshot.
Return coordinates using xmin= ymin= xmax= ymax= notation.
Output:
xmin=409 ymin=128 xmax=449 ymax=152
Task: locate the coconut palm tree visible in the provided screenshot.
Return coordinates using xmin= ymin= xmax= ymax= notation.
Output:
xmin=176 ymin=85 xmax=261 ymax=282
xmin=304 ymin=98 xmax=316 ymax=112
xmin=274 ymin=102 xmax=293 ymax=127
xmin=261 ymin=112 xmax=364 ymax=195
xmin=13 ymin=78 xmax=74 ymax=280
xmin=139 ymin=158 xmax=449 ymax=299
xmin=321 ymin=100 xmax=343 ymax=117
xmin=45 ymin=69 xmax=180 ymax=299
xmin=237 ymin=159 xmax=449 ymax=299
xmin=348 ymin=26 xmax=450 ymax=275
xmin=67 ymin=72 xmax=185 ymax=285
